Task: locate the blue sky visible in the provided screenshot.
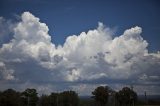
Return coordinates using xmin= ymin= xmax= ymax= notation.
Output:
xmin=0 ymin=0 xmax=160 ymax=95
xmin=1 ymin=0 xmax=160 ymax=51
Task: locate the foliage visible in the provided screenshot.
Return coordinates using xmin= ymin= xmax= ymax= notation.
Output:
xmin=0 ymin=89 xmax=21 ymax=106
xmin=38 ymin=91 xmax=79 ymax=106
xmin=116 ymin=87 xmax=137 ymax=106
xmin=58 ymin=90 xmax=79 ymax=106
xmin=39 ymin=95 xmax=50 ymax=106
xmin=21 ymin=88 xmax=38 ymax=106
xmin=92 ymin=86 xmax=109 ymax=106
xmin=0 ymin=86 xmax=145 ymax=106
xmin=49 ymin=92 xmax=59 ymax=106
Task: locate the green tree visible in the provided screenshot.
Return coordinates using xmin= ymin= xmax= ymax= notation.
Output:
xmin=105 ymin=86 xmax=116 ymax=106
xmin=116 ymin=87 xmax=137 ymax=106
xmin=39 ymin=95 xmax=50 ymax=106
xmin=59 ymin=91 xmax=79 ymax=106
xmin=21 ymin=88 xmax=38 ymax=106
xmin=92 ymin=86 xmax=109 ymax=106
xmin=49 ymin=92 xmax=59 ymax=106
xmin=0 ymin=89 xmax=21 ymax=106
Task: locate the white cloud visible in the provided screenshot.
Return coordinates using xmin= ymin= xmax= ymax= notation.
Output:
xmin=0 ymin=12 xmax=56 ymax=63
xmin=105 ymin=26 xmax=148 ymax=65
xmin=65 ymin=68 xmax=81 ymax=81
xmin=0 ymin=61 xmax=14 ymax=80
xmin=0 ymin=11 xmax=160 ymax=95
xmin=0 ymin=17 xmax=15 ymax=46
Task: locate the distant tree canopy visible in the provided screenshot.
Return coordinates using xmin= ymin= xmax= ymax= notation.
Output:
xmin=0 ymin=88 xmax=79 ymax=106
xmin=0 ymin=86 xmax=138 ymax=106
xmin=0 ymin=89 xmax=21 ymax=106
xmin=39 ymin=90 xmax=79 ymax=106
xmin=49 ymin=92 xmax=59 ymax=106
xmin=92 ymin=86 xmax=109 ymax=106
xmin=39 ymin=94 xmax=50 ymax=106
xmin=58 ymin=91 xmax=79 ymax=106
xmin=21 ymin=88 xmax=38 ymax=106
xmin=116 ymin=87 xmax=137 ymax=106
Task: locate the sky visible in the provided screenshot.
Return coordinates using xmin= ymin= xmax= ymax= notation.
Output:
xmin=0 ymin=0 xmax=160 ymax=95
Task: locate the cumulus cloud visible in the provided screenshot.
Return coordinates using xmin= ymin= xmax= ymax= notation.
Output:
xmin=0 ymin=61 xmax=14 ymax=80
xmin=0 ymin=17 xmax=15 ymax=46
xmin=0 ymin=11 xmax=160 ymax=95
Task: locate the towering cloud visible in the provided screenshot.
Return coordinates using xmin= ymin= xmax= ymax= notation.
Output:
xmin=0 ymin=12 xmax=160 ymax=95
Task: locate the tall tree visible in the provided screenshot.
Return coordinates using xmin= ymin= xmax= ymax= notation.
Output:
xmin=49 ymin=92 xmax=59 ymax=106
xmin=116 ymin=87 xmax=137 ymax=106
xmin=0 ymin=89 xmax=21 ymax=106
xmin=21 ymin=88 xmax=38 ymax=106
xmin=92 ymin=86 xmax=109 ymax=106
xmin=39 ymin=95 xmax=50 ymax=106
xmin=59 ymin=91 xmax=79 ymax=106
xmin=105 ymin=86 xmax=116 ymax=106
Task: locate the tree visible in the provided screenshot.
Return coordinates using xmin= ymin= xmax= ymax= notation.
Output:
xmin=92 ymin=86 xmax=109 ymax=106
xmin=21 ymin=88 xmax=38 ymax=106
xmin=59 ymin=91 xmax=79 ymax=106
xmin=49 ymin=92 xmax=59 ymax=106
xmin=105 ymin=86 xmax=116 ymax=106
xmin=39 ymin=95 xmax=50 ymax=106
xmin=0 ymin=89 xmax=21 ymax=106
xmin=116 ymin=87 xmax=137 ymax=106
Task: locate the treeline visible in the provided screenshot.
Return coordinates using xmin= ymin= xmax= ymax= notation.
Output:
xmin=0 ymin=86 xmax=137 ymax=106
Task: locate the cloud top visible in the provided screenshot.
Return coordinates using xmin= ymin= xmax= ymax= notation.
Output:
xmin=0 ymin=12 xmax=159 ymax=95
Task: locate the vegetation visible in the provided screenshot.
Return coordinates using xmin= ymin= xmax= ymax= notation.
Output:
xmin=21 ymin=88 xmax=38 ymax=106
xmin=0 ymin=89 xmax=21 ymax=106
xmin=115 ymin=87 xmax=137 ymax=106
xmin=92 ymin=86 xmax=109 ymax=106
xmin=0 ymin=86 xmax=159 ymax=106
